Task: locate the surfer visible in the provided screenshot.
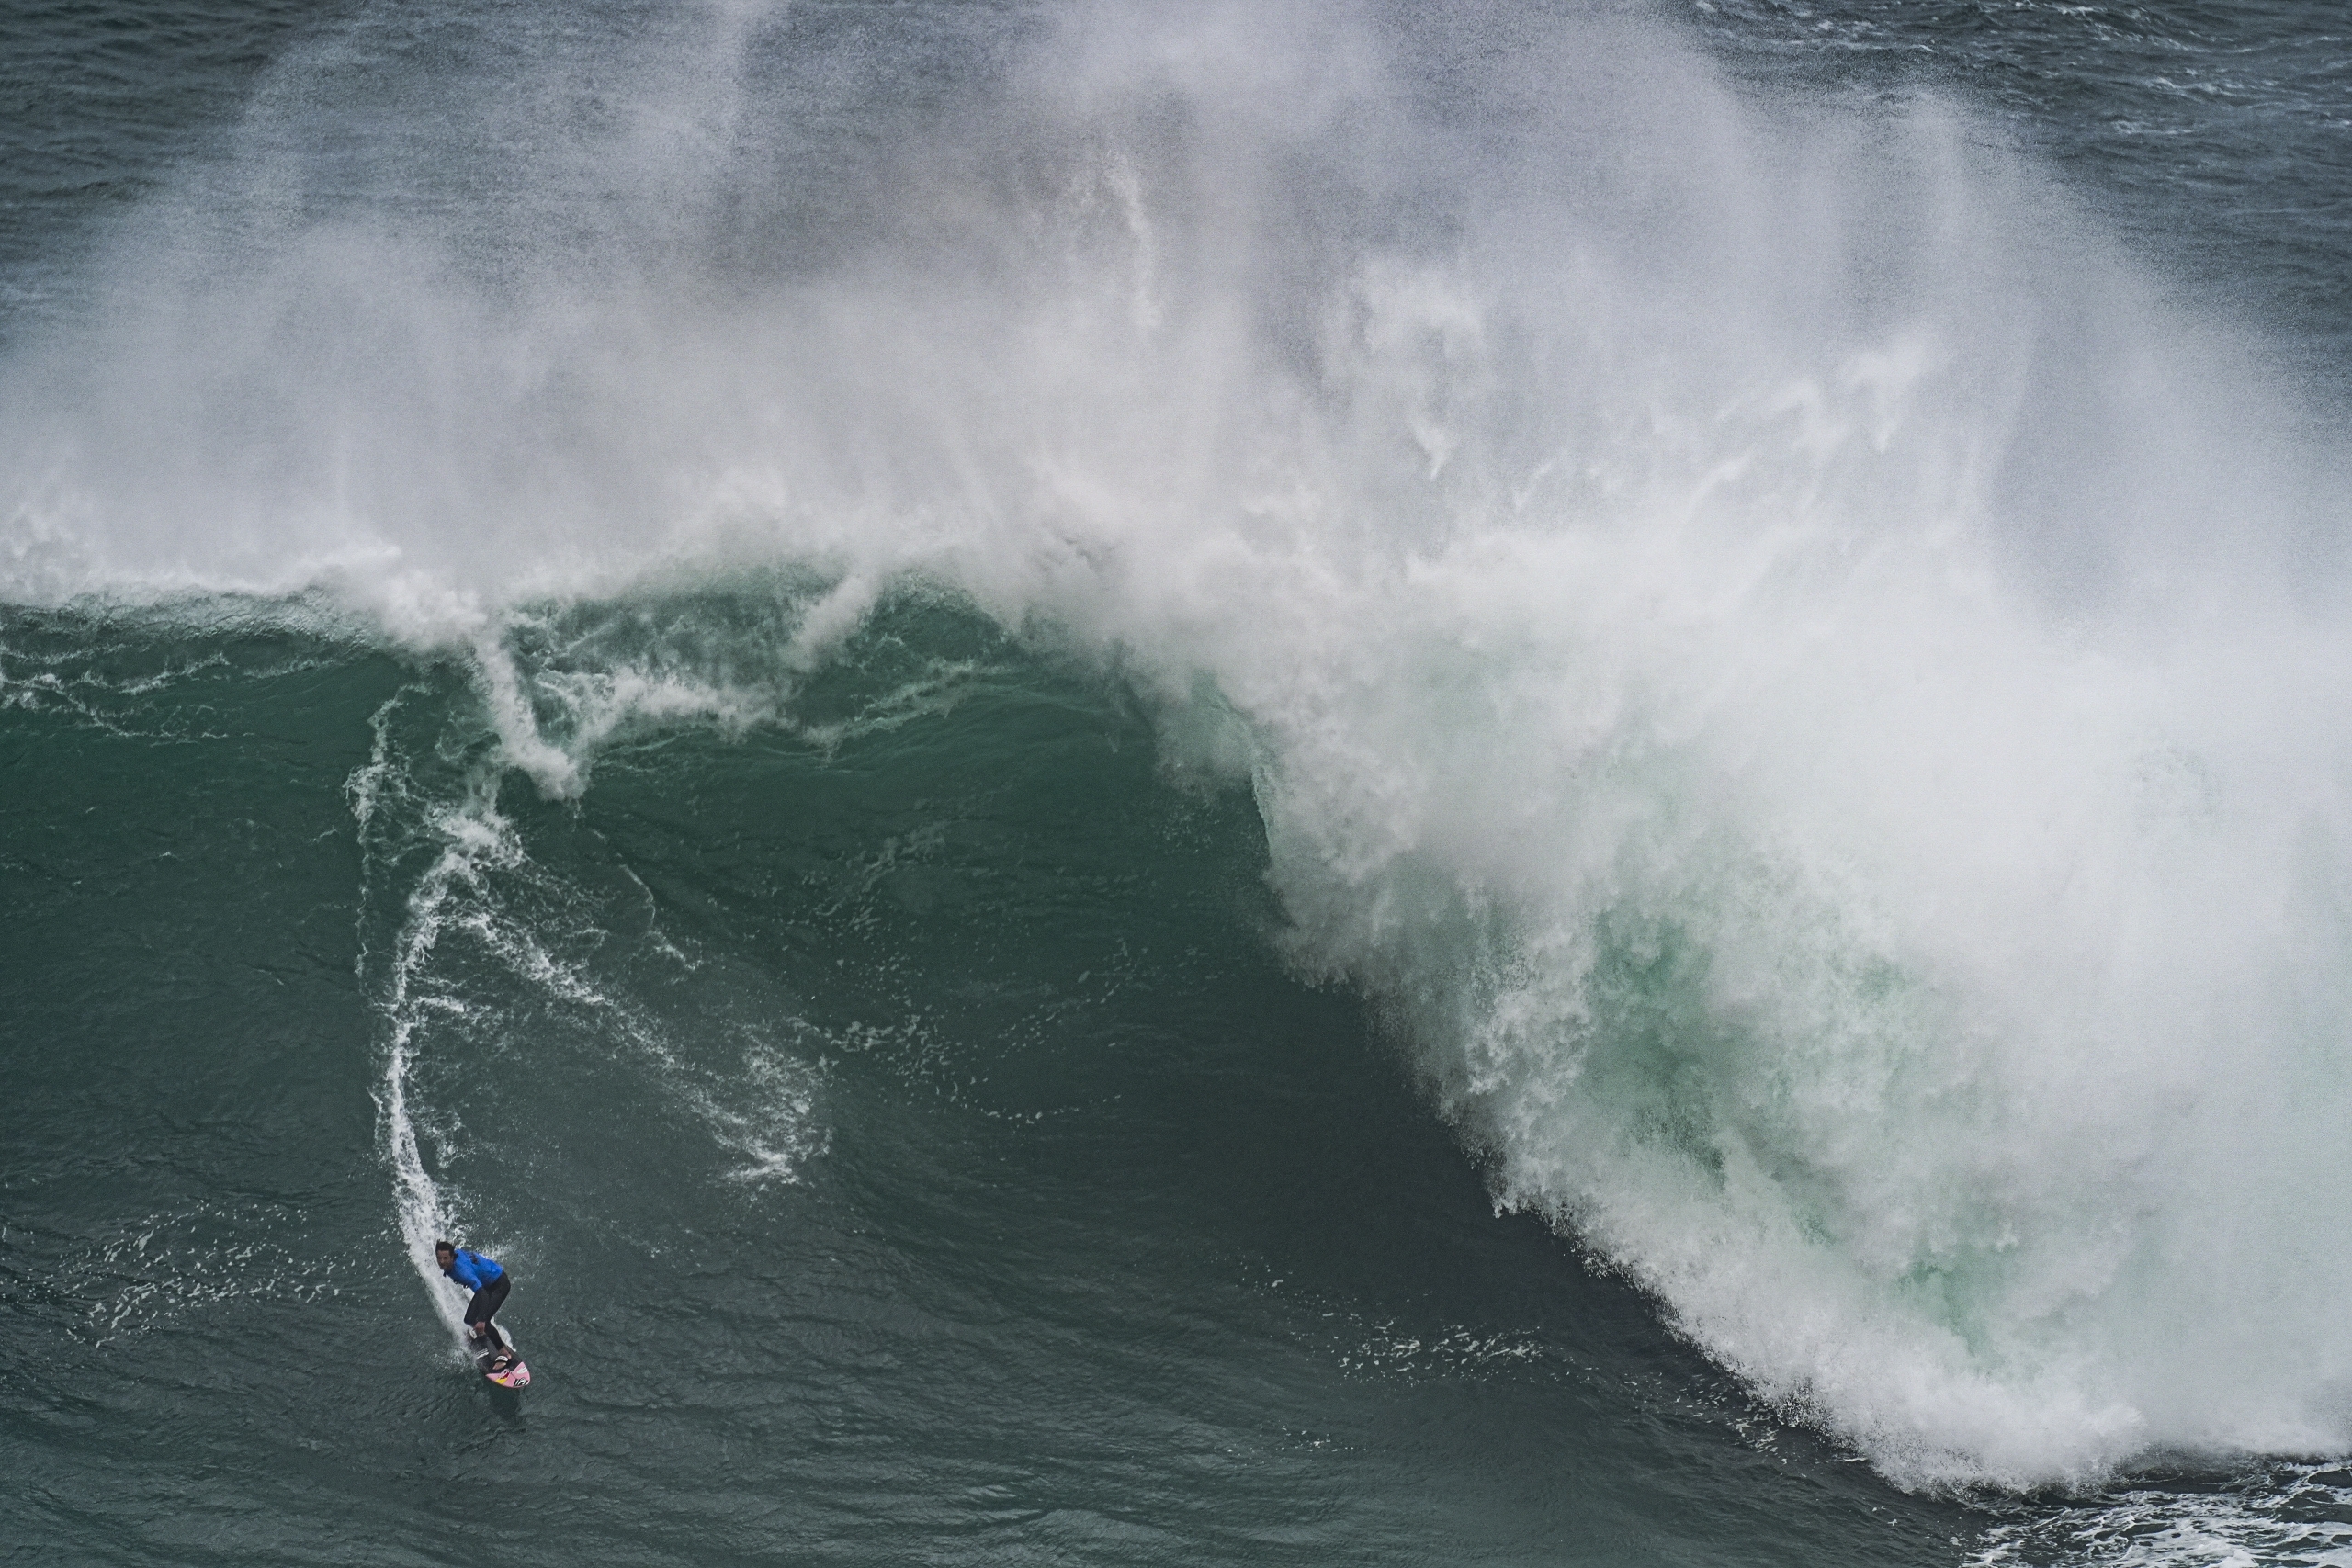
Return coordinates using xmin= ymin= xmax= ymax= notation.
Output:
xmin=435 ymin=1239 xmax=515 ymax=1371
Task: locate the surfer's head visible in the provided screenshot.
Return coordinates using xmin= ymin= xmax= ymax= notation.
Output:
xmin=435 ymin=1240 xmax=455 ymax=1264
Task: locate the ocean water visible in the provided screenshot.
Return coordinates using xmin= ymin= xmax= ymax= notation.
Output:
xmin=6 ymin=2 xmax=2352 ymax=1563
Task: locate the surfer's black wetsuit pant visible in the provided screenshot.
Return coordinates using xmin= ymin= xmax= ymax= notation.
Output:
xmin=463 ymin=1276 xmax=511 ymax=1351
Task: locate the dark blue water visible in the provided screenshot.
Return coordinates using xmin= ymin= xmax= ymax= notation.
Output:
xmin=1689 ymin=0 xmax=2352 ymax=395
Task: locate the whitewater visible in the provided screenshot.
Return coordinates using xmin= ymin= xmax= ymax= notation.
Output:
xmin=7 ymin=0 xmax=2352 ymax=1555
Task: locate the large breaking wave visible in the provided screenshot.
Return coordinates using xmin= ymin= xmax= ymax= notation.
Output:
xmin=6 ymin=0 xmax=2351 ymax=1488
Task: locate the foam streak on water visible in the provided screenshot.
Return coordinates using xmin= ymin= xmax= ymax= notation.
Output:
xmin=353 ymin=685 xmax=513 ymax=1344
xmin=354 ymin=652 xmax=832 ymax=1350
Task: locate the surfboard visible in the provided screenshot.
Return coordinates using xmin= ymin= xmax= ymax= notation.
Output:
xmin=476 ymin=1348 xmax=531 ymax=1389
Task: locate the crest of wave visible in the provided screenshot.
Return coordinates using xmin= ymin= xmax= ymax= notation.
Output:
xmin=5 ymin=0 xmax=2350 ymax=1486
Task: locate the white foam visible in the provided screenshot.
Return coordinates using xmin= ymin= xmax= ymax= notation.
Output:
xmin=1973 ymin=1466 xmax=2352 ymax=1568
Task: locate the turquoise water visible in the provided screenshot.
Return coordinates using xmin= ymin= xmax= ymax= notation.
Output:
xmin=2 ymin=597 xmax=1975 ymax=1563
xmin=8 ymin=3 xmax=2352 ymax=1563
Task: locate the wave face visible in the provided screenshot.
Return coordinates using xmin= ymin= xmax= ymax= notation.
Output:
xmin=6 ymin=0 xmax=2352 ymax=1535
xmin=8 ymin=596 xmax=1994 ymax=1567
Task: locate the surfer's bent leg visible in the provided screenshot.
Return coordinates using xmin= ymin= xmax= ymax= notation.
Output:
xmin=464 ymin=1276 xmax=513 ymax=1353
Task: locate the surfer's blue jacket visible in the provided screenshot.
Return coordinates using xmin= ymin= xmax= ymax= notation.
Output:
xmin=443 ymin=1248 xmax=504 ymax=1292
